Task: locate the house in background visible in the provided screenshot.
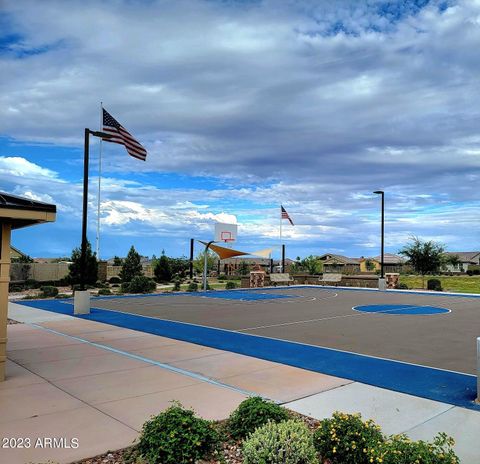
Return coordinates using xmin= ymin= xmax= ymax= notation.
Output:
xmin=359 ymin=254 xmax=406 ymax=273
xmin=444 ymin=252 xmax=480 ymax=273
xmin=10 ymin=246 xmax=28 ymax=261
xmin=318 ymin=254 xmax=361 ymax=274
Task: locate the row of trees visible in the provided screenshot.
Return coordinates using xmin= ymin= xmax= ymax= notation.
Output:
xmin=67 ymin=243 xmax=217 ymax=286
xmin=62 ymin=236 xmax=468 ymax=287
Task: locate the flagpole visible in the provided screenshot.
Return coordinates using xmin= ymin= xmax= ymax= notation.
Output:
xmin=279 ymin=205 xmax=283 ymax=272
xmin=95 ymin=102 xmax=103 ymax=259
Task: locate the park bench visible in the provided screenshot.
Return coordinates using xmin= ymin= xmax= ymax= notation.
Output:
xmin=319 ymin=273 xmax=343 ymax=286
xmin=269 ymin=273 xmax=294 ymax=286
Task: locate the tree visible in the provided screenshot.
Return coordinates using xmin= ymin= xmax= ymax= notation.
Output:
xmin=442 ymin=253 xmax=461 ymax=272
xmin=68 ymin=240 xmax=98 ymax=285
xmin=169 ymin=256 xmax=190 ymax=277
xmin=300 ymin=255 xmax=323 ymax=275
xmin=193 ymin=250 xmax=216 ymax=274
xmin=113 ymin=256 xmax=123 ymax=266
xmin=365 ymin=259 xmax=375 ymax=271
xmin=238 ymin=260 xmax=249 ymax=276
xmin=120 ymin=246 xmax=143 ymax=282
xmin=399 ymin=237 xmax=445 ymax=288
xmin=154 ymin=252 xmax=172 ymax=282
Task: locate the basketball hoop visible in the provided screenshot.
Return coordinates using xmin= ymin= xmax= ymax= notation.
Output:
xmin=220 ymin=231 xmax=234 ymax=243
xmin=215 ymin=223 xmax=237 ymax=244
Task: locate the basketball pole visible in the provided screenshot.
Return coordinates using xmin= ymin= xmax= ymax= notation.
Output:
xmin=203 ymin=241 xmax=214 ymax=291
xmin=189 ymin=238 xmax=194 ymax=279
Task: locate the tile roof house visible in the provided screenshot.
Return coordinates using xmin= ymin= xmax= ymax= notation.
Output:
xmin=360 ymin=254 xmax=406 ymax=273
xmin=444 ymin=252 xmax=480 ymax=272
xmin=318 ymin=254 xmax=361 ymax=274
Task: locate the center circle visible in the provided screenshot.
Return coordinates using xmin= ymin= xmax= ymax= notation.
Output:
xmin=353 ymin=304 xmax=450 ymax=316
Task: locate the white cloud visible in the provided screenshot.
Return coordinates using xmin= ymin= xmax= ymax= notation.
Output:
xmin=0 ymin=156 xmax=58 ymax=179
xmin=3 ymin=1 xmax=480 ymax=257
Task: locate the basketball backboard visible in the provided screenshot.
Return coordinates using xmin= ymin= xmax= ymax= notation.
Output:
xmin=214 ymin=222 xmax=237 ymax=243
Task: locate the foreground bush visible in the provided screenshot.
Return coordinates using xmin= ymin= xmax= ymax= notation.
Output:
xmin=97 ymin=288 xmax=112 ymax=296
xmin=228 ymin=397 xmax=290 ymax=440
xmin=41 ymin=286 xmax=59 ymax=298
xmin=313 ymin=412 xmax=384 ymax=464
xmin=226 ymin=281 xmax=238 ymax=289
xmin=242 ymin=419 xmax=317 ymax=464
xmin=122 ymin=276 xmax=156 ymax=294
xmin=137 ymin=403 xmax=221 ymax=464
xmin=381 ymin=432 xmax=459 ymax=464
xmin=427 ymin=278 xmax=443 ymax=291
xmin=187 ymin=282 xmax=198 ymax=292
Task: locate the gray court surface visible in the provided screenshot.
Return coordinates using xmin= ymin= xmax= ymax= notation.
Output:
xmin=91 ymin=287 xmax=480 ymax=375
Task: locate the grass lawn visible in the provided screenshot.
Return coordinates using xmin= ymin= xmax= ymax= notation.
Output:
xmin=399 ymin=275 xmax=480 ymax=294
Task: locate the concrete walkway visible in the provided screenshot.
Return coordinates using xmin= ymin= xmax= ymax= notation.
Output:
xmin=2 ymin=302 xmax=479 ymax=463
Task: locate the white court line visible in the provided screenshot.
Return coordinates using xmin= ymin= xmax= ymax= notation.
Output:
xmin=69 ymin=302 xmax=475 ymax=378
xmin=239 ymin=304 xmax=451 ymax=332
xmin=352 ymin=304 xmax=451 ymax=315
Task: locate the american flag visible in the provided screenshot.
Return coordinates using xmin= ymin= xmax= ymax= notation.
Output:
xmin=281 ymin=205 xmax=294 ymax=226
xmin=102 ymin=108 xmax=147 ymax=161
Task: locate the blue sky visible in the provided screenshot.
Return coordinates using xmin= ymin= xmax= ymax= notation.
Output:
xmin=1 ymin=0 xmax=479 ymax=260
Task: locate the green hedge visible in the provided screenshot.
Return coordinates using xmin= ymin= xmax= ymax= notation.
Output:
xmin=228 ymin=397 xmax=290 ymax=440
xmin=243 ymin=420 xmax=317 ymax=464
xmin=137 ymin=403 xmax=221 ymax=464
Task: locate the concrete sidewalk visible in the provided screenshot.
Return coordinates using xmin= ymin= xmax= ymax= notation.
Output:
xmin=2 ymin=302 xmax=479 ymax=463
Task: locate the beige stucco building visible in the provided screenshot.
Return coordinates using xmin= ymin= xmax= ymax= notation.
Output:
xmin=0 ymin=192 xmax=56 ymax=381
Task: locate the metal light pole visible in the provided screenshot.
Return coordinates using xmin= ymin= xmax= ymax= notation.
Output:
xmin=203 ymin=241 xmax=215 ymax=291
xmin=373 ymin=190 xmax=385 ymax=288
xmin=75 ymin=129 xmax=112 ymax=315
xmin=80 ymin=129 xmax=113 ymax=291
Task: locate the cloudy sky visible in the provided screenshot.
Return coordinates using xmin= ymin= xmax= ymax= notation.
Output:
xmin=1 ymin=0 xmax=479 ymax=260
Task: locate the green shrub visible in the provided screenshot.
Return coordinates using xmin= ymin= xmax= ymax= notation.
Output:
xmin=228 ymin=397 xmax=290 ymax=440
xmin=25 ymin=279 xmax=40 ymax=289
xmin=72 ymin=284 xmax=95 ymax=291
xmin=173 ymin=278 xmax=181 ymax=291
xmin=95 ymin=280 xmax=108 ymax=288
xmin=97 ymin=288 xmax=112 ymax=296
xmin=137 ymin=402 xmax=221 ymax=464
xmin=313 ymin=412 xmax=384 ymax=464
xmin=187 ymin=282 xmax=198 ymax=292
xmin=226 ymin=281 xmax=237 ymax=290
xmin=40 ymin=286 xmax=59 ymax=298
xmin=9 ymin=284 xmax=24 ymax=292
xmin=427 ymin=278 xmax=443 ymax=291
xmin=109 ymin=276 xmax=121 ymax=284
xmin=381 ymin=432 xmax=459 ymax=464
xmin=218 ymin=274 xmax=227 ymax=281
xmin=242 ymin=419 xmax=317 ymax=464
xmin=396 ymin=282 xmax=408 ymax=289
xmin=122 ymin=276 xmax=156 ymax=294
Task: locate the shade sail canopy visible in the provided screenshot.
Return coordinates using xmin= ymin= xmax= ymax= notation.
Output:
xmin=199 ymin=241 xmax=248 ymax=260
xmin=198 ymin=241 xmax=273 ymax=260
